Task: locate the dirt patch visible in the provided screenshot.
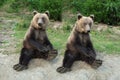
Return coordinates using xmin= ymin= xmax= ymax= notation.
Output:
xmin=92 ymin=23 xmax=108 ymax=32
xmin=49 ymin=21 xmax=63 ymax=29
xmin=0 ymin=53 xmax=120 ymax=80
xmin=0 ymin=17 xmax=17 ymax=54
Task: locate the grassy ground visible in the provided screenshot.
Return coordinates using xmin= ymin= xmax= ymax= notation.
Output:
xmin=14 ymin=22 xmax=120 ymax=54
xmin=91 ymin=28 xmax=120 ymax=54
xmin=0 ymin=11 xmax=120 ymax=55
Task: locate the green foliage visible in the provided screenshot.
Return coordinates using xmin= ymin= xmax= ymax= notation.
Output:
xmin=14 ymin=20 xmax=30 ymax=30
xmin=13 ymin=14 xmax=32 ymax=30
xmin=10 ymin=0 xmax=62 ymax=21
xmin=104 ymin=0 xmax=120 ymax=25
xmin=62 ymin=24 xmax=72 ymax=31
xmin=0 ymin=0 xmax=6 ymax=6
xmin=71 ymin=0 xmax=120 ymax=25
xmin=9 ymin=0 xmax=28 ymax=12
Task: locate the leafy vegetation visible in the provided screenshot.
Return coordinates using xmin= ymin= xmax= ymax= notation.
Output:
xmin=0 ymin=0 xmax=6 ymax=6
xmin=9 ymin=0 xmax=62 ymax=21
xmin=70 ymin=0 xmax=120 ymax=25
xmin=1 ymin=0 xmax=120 ymax=24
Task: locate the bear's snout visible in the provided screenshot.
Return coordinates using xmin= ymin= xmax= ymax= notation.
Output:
xmin=38 ymin=23 xmax=42 ymax=26
xmin=85 ymin=25 xmax=91 ymax=33
xmin=38 ymin=18 xmax=44 ymax=27
xmin=87 ymin=30 xmax=90 ymax=33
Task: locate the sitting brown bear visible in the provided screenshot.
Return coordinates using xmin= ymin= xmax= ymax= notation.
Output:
xmin=57 ymin=14 xmax=102 ymax=73
xmin=13 ymin=11 xmax=58 ymax=71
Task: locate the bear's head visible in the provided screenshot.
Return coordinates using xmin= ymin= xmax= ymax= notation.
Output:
xmin=31 ymin=11 xmax=49 ymax=30
xmin=75 ymin=13 xmax=94 ymax=33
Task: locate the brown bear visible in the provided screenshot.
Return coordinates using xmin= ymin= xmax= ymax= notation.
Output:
xmin=57 ymin=13 xmax=102 ymax=73
xmin=13 ymin=11 xmax=58 ymax=71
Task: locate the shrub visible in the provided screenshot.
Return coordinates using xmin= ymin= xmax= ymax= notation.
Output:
xmin=10 ymin=0 xmax=62 ymax=21
xmin=0 ymin=0 xmax=6 ymax=7
xmin=71 ymin=0 xmax=120 ymax=25
xmin=62 ymin=24 xmax=71 ymax=31
xmin=104 ymin=0 xmax=120 ymax=25
xmin=13 ymin=19 xmax=30 ymax=30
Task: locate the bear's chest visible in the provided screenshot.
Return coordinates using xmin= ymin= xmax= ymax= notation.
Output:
xmin=78 ymin=34 xmax=89 ymax=46
xmin=34 ymin=30 xmax=46 ymax=43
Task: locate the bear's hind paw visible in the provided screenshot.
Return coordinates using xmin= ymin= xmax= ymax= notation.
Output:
xmin=13 ymin=64 xmax=28 ymax=71
xmin=91 ymin=59 xmax=102 ymax=69
xmin=47 ymin=50 xmax=58 ymax=60
xmin=56 ymin=67 xmax=71 ymax=73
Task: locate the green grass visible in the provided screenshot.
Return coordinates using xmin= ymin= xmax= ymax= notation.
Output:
xmin=11 ymin=11 xmax=120 ymax=55
xmin=91 ymin=28 xmax=120 ymax=54
xmin=14 ymin=26 xmax=120 ymax=54
xmin=47 ymin=29 xmax=70 ymax=54
xmin=13 ymin=30 xmax=26 ymax=53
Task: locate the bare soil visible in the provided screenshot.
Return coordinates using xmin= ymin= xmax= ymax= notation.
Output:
xmin=0 ymin=53 xmax=120 ymax=80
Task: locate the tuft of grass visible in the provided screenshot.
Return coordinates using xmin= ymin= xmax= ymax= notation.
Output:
xmin=91 ymin=28 xmax=120 ymax=54
xmin=13 ymin=29 xmax=26 ymax=53
xmin=47 ymin=28 xmax=70 ymax=54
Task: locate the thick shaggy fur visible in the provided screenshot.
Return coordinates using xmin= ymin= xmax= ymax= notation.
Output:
xmin=13 ymin=11 xmax=57 ymax=71
xmin=57 ymin=14 xmax=102 ymax=73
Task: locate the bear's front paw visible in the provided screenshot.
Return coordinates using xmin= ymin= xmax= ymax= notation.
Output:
xmin=91 ymin=59 xmax=102 ymax=69
xmin=47 ymin=50 xmax=58 ymax=60
xmin=13 ymin=64 xmax=28 ymax=71
xmin=56 ymin=67 xmax=71 ymax=73
xmin=39 ymin=47 xmax=49 ymax=53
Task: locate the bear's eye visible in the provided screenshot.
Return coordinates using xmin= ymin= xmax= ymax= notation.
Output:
xmin=36 ymin=17 xmax=39 ymax=21
xmin=42 ymin=17 xmax=45 ymax=23
xmin=84 ymin=23 xmax=87 ymax=25
xmin=89 ymin=23 xmax=92 ymax=26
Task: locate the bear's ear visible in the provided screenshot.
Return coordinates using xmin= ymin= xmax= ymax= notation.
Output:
xmin=77 ymin=13 xmax=82 ymax=20
xmin=90 ymin=14 xmax=94 ymax=20
xmin=45 ymin=11 xmax=50 ymax=17
xmin=33 ymin=11 xmax=38 ymax=15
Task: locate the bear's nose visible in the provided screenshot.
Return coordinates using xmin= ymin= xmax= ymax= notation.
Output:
xmin=87 ymin=30 xmax=90 ymax=33
xmin=38 ymin=23 xmax=42 ymax=26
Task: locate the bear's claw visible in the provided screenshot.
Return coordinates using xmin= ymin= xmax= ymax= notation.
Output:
xmin=47 ymin=50 xmax=58 ymax=60
xmin=57 ymin=67 xmax=71 ymax=73
xmin=13 ymin=64 xmax=28 ymax=71
xmin=91 ymin=59 xmax=102 ymax=69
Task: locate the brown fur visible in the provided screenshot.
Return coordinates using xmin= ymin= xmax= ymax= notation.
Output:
xmin=23 ymin=11 xmax=49 ymax=50
xmin=67 ymin=16 xmax=94 ymax=54
xmin=57 ymin=14 xmax=102 ymax=73
xmin=13 ymin=11 xmax=58 ymax=71
xmin=31 ymin=13 xmax=49 ymax=29
xmin=75 ymin=16 xmax=93 ymax=33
